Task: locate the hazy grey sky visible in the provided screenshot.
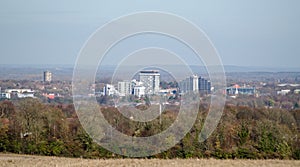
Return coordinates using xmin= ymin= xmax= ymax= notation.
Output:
xmin=0 ymin=0 xmax=299 ymax=68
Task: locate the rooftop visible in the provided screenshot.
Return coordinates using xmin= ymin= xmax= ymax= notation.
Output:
xmin=139 ymin=70 xmax=160 ymax=74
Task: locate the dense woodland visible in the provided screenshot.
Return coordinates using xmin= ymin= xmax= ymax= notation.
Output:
xmin=0 ymin=98 xmax=300 ymax=159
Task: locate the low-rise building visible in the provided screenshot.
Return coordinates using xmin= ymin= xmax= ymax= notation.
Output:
xmin=226 ymin=84 xmax=256 ymax=95
xmin=133 ymin=85 xmax=146 ymax=98
xmin=294 ymin=89 xmax=300 ymax=94
xmin=277 ymin=89 xmax=291 ymax=95
xmin=0 ymin=93 xmax=11 ymax=99
xmin=159 ymin=88 xmax=177 ymax=96
xmin=4 ymin=89 xmax=35 ymax=99
xmin=103 ymin=84 xmax=116 ymax=96
xmin=43 ymin=93 xmax=55 ymax=100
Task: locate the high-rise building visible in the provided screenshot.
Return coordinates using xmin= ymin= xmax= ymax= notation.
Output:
xmin=139 ymin=70 xmax=160 ymax=95
xmin=43 ymin=71 xmax=52 ymax=82
xmin=179 ymin=75 xmax=199 ymax=93
xmin=118 ymin=81 xmax=132 ymax=96
xmin=198 ymin=77 xmax=211 ymax=94
xmin=179 ymin=75 xmax=211 ymax=94
xmin=191 ymin=75 xmax=199 ymax=91
xmin=178 ymin=78 xmax=188 ymax=94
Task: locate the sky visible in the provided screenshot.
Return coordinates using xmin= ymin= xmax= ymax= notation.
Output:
xmin=0 ymin=0 xmax=299 ymax=68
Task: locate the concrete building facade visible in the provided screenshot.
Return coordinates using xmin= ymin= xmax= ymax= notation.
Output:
xmin=133 ymin=85 xmax=146 ymax=98
xmin=139 ymin=70 xmax=160 ymax=95
xmin=179 ymin=75 xmax=211 ymax=94
xmin=117 ymin=81 xmax=132 ymax=96
xmin=103 ymin=84 xmax=116 ymax=96
xmin=43 ymin=71 xmax=52 ymax=82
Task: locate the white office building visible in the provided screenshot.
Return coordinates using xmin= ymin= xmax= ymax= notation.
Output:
xmin=139 ymin=70 xmax=160 ymax=95
xmin=133 ymin=85 xmax=146 ymax=98
xmin=103 ymin=84 xmax=116 ymax=96
xmin=118 ymin=81 xmax=132 ymax=96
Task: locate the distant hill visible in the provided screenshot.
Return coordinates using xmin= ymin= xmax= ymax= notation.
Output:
xmin=222 ymin=65 xmax=300 ymax=73
xmin=0 ymin=64 xmax=299 ymax=81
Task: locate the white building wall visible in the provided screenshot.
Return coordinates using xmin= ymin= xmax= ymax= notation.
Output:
xmin=179 ymin=75 xmax=199 ymax=93
xmin=134 ymin=86 xmax=145 ymax=97
xmin=139 ymin=71 xmax=160 ymax=95
xmin=191 ymin=75 xmax=199 ymax=91
xmin=103 ymin=84 xmax=116 ymax=96
xmin=118 ymin=81 xmax=132 ymax=96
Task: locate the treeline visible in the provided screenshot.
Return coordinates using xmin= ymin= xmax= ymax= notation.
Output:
xmin=0 ymin=98 xmax=113 ymax=158
xmin=0 ymin=98 xmax=300 ymax=159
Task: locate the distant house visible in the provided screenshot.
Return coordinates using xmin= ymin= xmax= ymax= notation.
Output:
xmin=43 ymin=93 xmax=55 ymax=100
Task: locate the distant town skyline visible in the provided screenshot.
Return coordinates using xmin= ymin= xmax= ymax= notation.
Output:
xmin=0 ymin=0 xmax=300 ymax=68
